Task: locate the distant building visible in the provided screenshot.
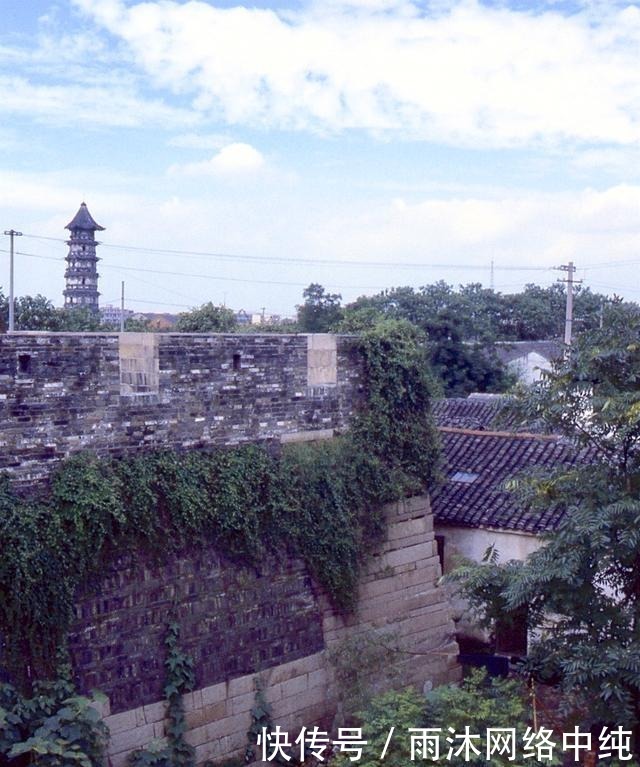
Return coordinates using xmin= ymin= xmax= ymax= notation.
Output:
xmin=140 ymin=313 xmax=176 ymax=330
xmin=494 ymin=340 xmax=561 ymax=385
xmin=100 ymin=304 xmax=133 ymax=328
xmin=63 ymin=202 xmax=104 ymax=312
xmin=250 ymin=312 xmax=280 ymax=325
xmin=235 ymin=309 xmax=283 ymax=326
xmin=235 ymin=310 xmax=251 ymax=326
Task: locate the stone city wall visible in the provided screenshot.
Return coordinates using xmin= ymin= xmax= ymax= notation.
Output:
xmin=0 ymin=331 xmax=459 ymax=766
xmin=0 ymin=332 xmax=361 ymax=485
xmin=71 ymin=496 xmax=459 ymax=766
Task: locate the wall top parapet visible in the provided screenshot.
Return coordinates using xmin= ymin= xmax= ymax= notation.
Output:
xmin=0 ymin=331 xmax=363 ymax=485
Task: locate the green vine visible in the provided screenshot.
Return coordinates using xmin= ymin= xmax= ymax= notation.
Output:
xmin=244 ymin=676 xmax=292 ymax=765
xmin=163 ymin=622 xmax=196 ymax=767
xmin=127 ymin=622 xmax=195 ymax=767
xmin=0 ymin=661 xmax=108 ymax=767
xmin=244 ymin=677 xmax=271 ymax=764
xmin=352 ymin=319 xmax=441 ymax=494
xmin=0 ymin=322 xmax=439 ymax=685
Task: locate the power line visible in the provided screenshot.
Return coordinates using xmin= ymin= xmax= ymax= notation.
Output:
xmin=9 ymin=248 xmax=390 ymax=290
xmin=589 ymin=281 xmax=640 ymax=295
xmin=125 ymin=297 xmax=192 ymax=308
xmin=583 ymin=260 xmax=640 ymax=270
xmin=20 ymin=233 xmax=551 ymax=272
xmin=121 ymin=270 xmax=203 ymax=304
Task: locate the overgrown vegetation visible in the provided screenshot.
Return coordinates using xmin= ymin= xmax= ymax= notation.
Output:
xmin=333 ymin=670 xmax=532 ymax=767
xmin=451 ymin=308 xmax=640 ymax=757
xmin=327 ymin=630 xmax=402 ymax=725
xmin=0 ymin=659 xmax=108 ymax=767
xmin=0 ymin=321 xmax=439 ymax=686
xmin=128 ymin=622 xmax=196 ymax=767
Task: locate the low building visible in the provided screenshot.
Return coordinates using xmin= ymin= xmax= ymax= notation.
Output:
xmin=494 ymin=340 xmax=562 ymax=385
xmin=431 ymin=394 xmax=595 ymax=652
xmin=99 ymin=304 xmax=134 ymax=327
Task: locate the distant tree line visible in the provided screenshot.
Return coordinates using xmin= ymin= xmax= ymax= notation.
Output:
xmin=294 ymin=281 xmax=640 ymax=396
xmin=297 ymin=280 xmax=629 ymax=340
xmin=3 ymin=281 xmax=638 ymax=398
xmin=0 ymin=292 xmax=150 ymax=332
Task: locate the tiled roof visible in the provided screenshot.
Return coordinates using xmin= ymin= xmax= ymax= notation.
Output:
xmin=432 ymin=395 xmax=512 ymax=431
xmin=65 ymin=202 xmax=105 ymax=232
xmin=431 ymin=426 xmax=594 ymax=533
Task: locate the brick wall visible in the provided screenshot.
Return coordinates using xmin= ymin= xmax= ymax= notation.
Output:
xmin=0 ymin=331 xmax=460 ymax=766
xmin=85 ymin=496 xmax=459 ymax=767
xmin=68 ymin=552 xmax=324 ymax=715
xmin=0 ymin=332 xmax=361 ymax=485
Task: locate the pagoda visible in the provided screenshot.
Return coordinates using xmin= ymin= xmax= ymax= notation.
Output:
xmin=63 ymin=202 xmax=104 ymax=312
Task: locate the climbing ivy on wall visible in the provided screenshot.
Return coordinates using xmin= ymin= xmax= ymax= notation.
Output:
xmin=353 ymin=319 xmax=440 ymax=493
xmin=0 ymin=321 xmax=440 ymax=686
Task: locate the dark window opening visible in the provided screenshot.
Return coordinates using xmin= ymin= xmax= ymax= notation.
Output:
xmin=495 ymin=606 xmax=528 ymax=656
xmin=18 ymin=354 xmax=32 ymax=374
xmin=435 ymin=534 xmax=445 ymax=572
xmin=233 ymin=353 xmax=241 ymax=371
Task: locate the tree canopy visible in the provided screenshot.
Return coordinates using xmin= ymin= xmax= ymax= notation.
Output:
xmin=297 ymin=282 xmax=343 ymax=332
xmin=174 ymin=302 xmax=237 ymax=332
xmin=452 ymin=306 xmax=640 ymax=753
xmin=0 ymin=291 xmax=109 ymax=332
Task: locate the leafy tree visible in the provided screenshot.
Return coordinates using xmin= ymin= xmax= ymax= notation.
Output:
xmin=123 ymin=315 xmax=153 ymax=332
xmin=15 ymin=296 xmax=62 ymax=331
xmin=453 ymin=305 xmax=640 ymax=754
xmin=342 ymin=286 xmax=513 ymax=396
xmin=423 ymin=311 xmax=513 ymax=396
xmin=335 ymin=671 xmax=531 ymax=767
xmin=56 ymin=306 xmax=104 ymax=331
xmin=0 ymin=675 xmax=108 ymax=767
xmin=296 ymin=283 xmax=343 ymax=332
xmin=0 ymin=293 xmax=61 ymax=331
xmin=0 ymin=292 xmax=109 ymax=332
xmin=175 ymin=302 xmax=237 ymax=332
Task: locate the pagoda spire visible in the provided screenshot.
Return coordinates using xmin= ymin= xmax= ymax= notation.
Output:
xmin=63 ymin=202 xmax=104 ymax=312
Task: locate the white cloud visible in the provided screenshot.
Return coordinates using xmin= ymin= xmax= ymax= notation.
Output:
xmin=169 ymin=143 xmax=266 ymax=175
xmin=571 ymin=146 xmax=640 ymax=176
xmin=3 ymin=165 xmax=640 ymax=310
xmin=0 ymin=75 xmax=196 ymax=129
xmin=72 ymin=0 xmax=640 ymax=146
xmin=300 ymin=184 xmax=640 ymax=286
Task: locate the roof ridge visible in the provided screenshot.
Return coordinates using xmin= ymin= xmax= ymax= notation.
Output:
xmin=438 ymin=426 xmax=560 ymax=441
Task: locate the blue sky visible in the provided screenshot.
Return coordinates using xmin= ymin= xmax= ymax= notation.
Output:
xmin=1 ymin=0 xmax=640 ymax=317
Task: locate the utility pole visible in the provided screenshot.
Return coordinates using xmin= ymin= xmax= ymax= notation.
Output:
xmin=3 ymin=229 xmax=22 ymax=332
xmin=120 ymin=281 xmax=125 ymax=333
xmin=490 ymin=259 xmax=495 ymax=291
xmin=557 ymin=261 xmax=581 ymax=346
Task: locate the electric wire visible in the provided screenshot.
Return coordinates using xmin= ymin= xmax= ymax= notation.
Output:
xmin=20 ymin=233 xmax=552 ymax=272
xmin=7 ymin=249 xmax=390 ymax=290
